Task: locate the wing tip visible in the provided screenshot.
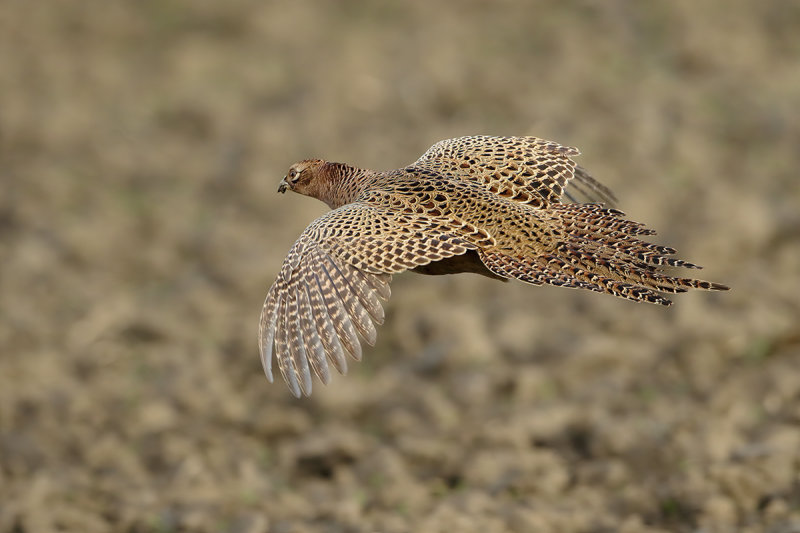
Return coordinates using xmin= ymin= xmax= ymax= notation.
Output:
xmin=263 ymin=362 xmax=274 ymax=383
xmin=299 ymin=369 xmax=313 ymax=397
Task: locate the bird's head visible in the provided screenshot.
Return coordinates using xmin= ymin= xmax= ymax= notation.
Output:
xmin=278 ymin=158 xmax=358 ymax=208
xmin=277 ymin=159 xmax=326 ymax=197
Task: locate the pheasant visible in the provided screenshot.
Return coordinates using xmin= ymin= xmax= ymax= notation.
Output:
xmin=259 ymin=136 xmax=728 ymax=397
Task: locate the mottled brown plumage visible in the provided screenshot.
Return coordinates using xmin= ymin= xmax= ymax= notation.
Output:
xmin=260 ymin=136 xmax=729 ymax=397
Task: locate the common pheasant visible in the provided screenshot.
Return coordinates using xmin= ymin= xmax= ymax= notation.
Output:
xmin=259 ymin=136 xmax=728 ymax=397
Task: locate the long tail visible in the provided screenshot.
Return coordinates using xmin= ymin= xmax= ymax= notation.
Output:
xmin=479 ymin=203 xmax=729 ymax=306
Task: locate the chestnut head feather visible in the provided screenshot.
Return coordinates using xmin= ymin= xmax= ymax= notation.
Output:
xmin=277 ymin=159 xmax=326 ymax=197
xmin=277 ymin=159 xmax=364 ymax=209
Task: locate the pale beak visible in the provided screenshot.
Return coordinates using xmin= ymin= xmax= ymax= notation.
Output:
xmin=277 ymin=177 xmax=288 ymax=193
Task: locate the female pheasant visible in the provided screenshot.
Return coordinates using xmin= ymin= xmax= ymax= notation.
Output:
xmin=260 ymin=136 xmax=729 ymax=397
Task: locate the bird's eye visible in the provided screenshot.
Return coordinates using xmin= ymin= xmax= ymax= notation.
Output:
xmin=288 ymin=169 xmax=299 ymax=182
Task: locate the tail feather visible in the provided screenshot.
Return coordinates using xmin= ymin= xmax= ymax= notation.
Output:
xmin=480 ymin=250 xmax=601 ymax=291
xmin=555 ymin=203 xmax=656 ymax=236
xmin=477 ymin=203 xmax=729 ymax=305
xmin=481 ymin=249 xmax=674 ymax=305
xmin=540 ymin=254 xmax=674 ymax=305
xmin=553 ymin=243 xmax=720 ymax=294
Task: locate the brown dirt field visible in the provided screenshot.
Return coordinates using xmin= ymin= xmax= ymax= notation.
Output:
xmin=1 ymin=1 xmax=799 ymax=532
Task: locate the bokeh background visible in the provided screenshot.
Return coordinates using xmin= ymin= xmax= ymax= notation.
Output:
xmin=1 ymin=1 xmax=799 ymax=532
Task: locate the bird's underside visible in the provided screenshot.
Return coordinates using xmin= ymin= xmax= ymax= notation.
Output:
xmin=411 ymin=249 xmax=505 ymax=280
xmin=260 ymin=135 xmax=729 ymax=397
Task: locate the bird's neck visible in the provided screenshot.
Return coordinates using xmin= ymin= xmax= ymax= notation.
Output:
xmin=317 ymin=162 xmax=372 ymax=209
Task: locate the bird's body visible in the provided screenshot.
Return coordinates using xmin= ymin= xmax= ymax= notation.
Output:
xmin=260 ymin=136 xmax=728 ymax=396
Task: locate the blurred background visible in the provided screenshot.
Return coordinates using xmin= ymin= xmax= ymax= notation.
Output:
xmin=1 ymin=1 xmax=798 ymax=532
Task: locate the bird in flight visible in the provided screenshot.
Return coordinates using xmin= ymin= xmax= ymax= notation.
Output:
xmin=259 ymin=136 xmax=728 ymax=397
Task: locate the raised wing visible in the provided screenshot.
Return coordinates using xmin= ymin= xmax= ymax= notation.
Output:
xmin=258 ymin=202 xmax=476 ymax=397
xmin=410 ymin=135 xmax=617 ymax=207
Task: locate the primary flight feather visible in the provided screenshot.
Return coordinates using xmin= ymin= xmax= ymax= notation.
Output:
xmin=259 ymin=135 xmax=729 ymax=397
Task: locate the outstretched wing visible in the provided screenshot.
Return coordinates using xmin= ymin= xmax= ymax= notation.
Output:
xmin=410 ymin=135 xmax=617 ymax=207
xmin=258 ymin=202 xmax=476 ymax=397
